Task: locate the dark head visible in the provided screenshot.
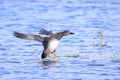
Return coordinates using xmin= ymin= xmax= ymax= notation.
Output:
xmin=62 ymin=30 xmax=75 ymax=36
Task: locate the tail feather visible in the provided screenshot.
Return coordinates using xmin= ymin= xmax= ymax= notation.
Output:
xmin=13 ymin=32 xmax=44 ymax=42
xmin=41 ymin=52 xmax=47 ymax=59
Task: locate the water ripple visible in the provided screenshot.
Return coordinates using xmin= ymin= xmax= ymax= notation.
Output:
xmin=0 ymin=0 xmax=120 ymax=80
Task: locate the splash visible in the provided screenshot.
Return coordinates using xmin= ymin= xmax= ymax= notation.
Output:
xmin=93 ymin=31 xmax=108 ymax=47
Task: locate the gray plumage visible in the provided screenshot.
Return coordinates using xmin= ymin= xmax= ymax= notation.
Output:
xmin=13 ymin=29 xmax=74 ymax=59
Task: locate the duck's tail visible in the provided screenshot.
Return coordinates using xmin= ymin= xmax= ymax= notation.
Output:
xmin=41 ymin=52 xmax=47 ymax=59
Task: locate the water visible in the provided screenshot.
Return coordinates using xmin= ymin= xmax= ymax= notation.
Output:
xmin=0 ymin=0 xmax=120 ymax=80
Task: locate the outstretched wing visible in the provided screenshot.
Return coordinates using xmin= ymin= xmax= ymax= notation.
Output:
xmin=13 ymin=32 xmax=44 ymax=42
xmin=39 ymin=28 xmax=53 ymax=35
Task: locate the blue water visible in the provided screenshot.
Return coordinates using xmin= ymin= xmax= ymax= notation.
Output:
xmin=0 ymin=0 xmax=120 ymax=80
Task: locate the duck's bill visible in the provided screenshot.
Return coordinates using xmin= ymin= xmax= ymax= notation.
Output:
xmin=70 ymin=32 xmax=75 ymax=34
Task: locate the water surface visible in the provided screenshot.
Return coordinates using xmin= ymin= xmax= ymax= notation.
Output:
xmin=0 ymin=0 xmax=120 ymax=80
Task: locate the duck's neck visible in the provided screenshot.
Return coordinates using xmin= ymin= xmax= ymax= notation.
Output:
xmin=53 ymin=32 xmax=64 ymax=40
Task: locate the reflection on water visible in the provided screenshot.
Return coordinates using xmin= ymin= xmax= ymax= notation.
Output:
xmin=0 ymin=0 xmax=120 ymax=80
xmin=15 ymin=59 xmax=60 ymax=66
xmin=41 ymin=60 xmax=60 ymax=66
